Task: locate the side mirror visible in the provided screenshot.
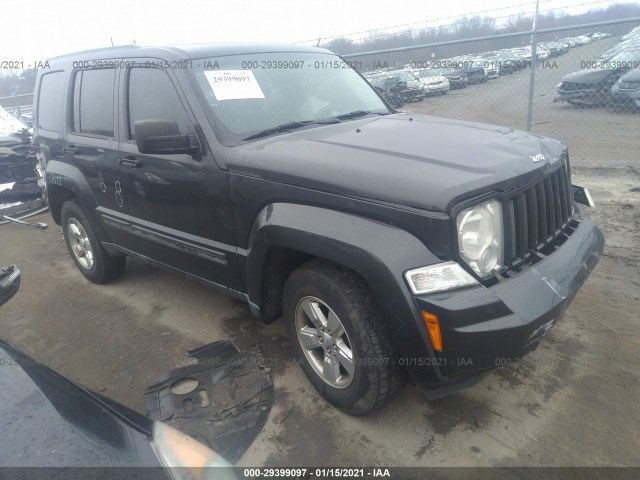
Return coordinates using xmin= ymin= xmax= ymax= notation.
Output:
xmin=0 ymin=265 xmax=20 ymax=307
xmin=134 ymin=119 xmax=201 ymax=156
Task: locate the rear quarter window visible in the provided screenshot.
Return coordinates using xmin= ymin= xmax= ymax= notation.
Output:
xmin=36 ymin=71 xmax=65 ymax=132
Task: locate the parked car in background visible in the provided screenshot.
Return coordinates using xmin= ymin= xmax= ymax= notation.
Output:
xmin=539 ymin=42 xmax=569 ymax=57
xmin=622 ymin=28 xmax=640 ymax=42
xmin=536 ymin=47 xmax=551 ymax=61
xmin=506 ymin=49 xmax=530 ymax=68
xmin=473 ymin=58 xmax=499 ymax=78
xmin=364 ymin=72 xmax=405 ymax=108
xmin=611 ymin=69 xmax=640 ymax=108
xmin=574 ymin=35 xmax=592 ymax=46
xmin=412 ymin=68 xmax=451 ymax=95
xmin=449 ymin=59 xmax=487 ymax=83
xmin=430 ymin=67 xmax=469 ymax=89
xmin=365 ymin=70 xmax=424 ymax=103
xmin=393 ymin=69 xmax=427 ymax=102
xmin=511 ymin=47 xmax=533 ymax=65
xmin=555 ymin=49 xmax=640 ymax=105
xmin=598 ymin=37 xmax=640 ymax=62
xmin=560 ymin=37 xmax=578 ymax=48
xmin=481 ymin=53 xmax=516 ymax=74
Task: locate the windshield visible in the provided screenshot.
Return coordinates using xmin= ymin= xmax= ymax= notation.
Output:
xmin=192 ymin=52 xmax=389 ymax=145
xmin=605 ymin=50 xmax=640 ymax=64
xmin=395 ymin=70 xmax=416 ymax=83
xmin=595 ymin=50 xmax=640 ymax=69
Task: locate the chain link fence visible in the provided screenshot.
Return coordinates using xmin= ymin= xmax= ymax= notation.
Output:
xmin=333 ymin=17 xmax=640 ymax=171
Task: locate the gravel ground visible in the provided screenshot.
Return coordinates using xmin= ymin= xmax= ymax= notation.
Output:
xmin=0 ymin=37 xmax=638 ymax=470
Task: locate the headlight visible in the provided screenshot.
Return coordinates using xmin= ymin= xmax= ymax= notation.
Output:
xmin=405 ymin=261 xmax=478 ymax=295
xmin=151 ymin=422 xmax=238 ymax=480
xmin=456 ymin=200 xmax=503 ymax=278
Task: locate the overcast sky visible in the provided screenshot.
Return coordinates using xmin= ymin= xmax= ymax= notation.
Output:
xmin=1 ymin=0 xmax=635 ymax=61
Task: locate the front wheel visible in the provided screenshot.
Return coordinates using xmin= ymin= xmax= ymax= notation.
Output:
xmin=61 ymin=200 xmax=126 ymax=284
xmin=283 ymin=260 xmax=405 ymax=415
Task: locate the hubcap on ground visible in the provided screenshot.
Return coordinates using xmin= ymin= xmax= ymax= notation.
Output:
xmin=295 ymin=296 xmax=355 ymax=389
xmin=67 ymin=218 xmax=94 ymax=270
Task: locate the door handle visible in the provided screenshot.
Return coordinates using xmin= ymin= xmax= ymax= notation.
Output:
xmin=62 ymin=145 xmax=79 ymax=155
xmin=117 ymin=156 xmax=142 ymax=168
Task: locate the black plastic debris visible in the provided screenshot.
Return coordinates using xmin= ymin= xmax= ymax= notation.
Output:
xmin=0 ymin=122 xmax=47 ymax=223
xmin=0 ymin=265 xmax=21 ymax=306
xmin=144 ymin=340 xmax=273 ymax=464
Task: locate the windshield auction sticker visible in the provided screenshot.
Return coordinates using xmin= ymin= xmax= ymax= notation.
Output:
xmin=204 ymin=70 xmax=265 ymax=100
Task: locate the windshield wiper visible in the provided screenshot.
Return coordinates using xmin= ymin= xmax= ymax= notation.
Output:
xmin=334 ymin=110 xmax=389 ymax=121
xmin=242 ymin=121 xmax=314 ymax=141
xmin=241 ymin=112 xmax=386 ymax=141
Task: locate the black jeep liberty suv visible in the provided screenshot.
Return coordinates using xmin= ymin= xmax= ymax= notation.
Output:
xmin=33 ymin=44 xmax=604 ymax=415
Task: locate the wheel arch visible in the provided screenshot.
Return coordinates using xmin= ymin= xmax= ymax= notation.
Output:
xmin=45 ymin=160 xmax=109 ymax=241
xmin=245 ymin=202 xmax=444 ymax=379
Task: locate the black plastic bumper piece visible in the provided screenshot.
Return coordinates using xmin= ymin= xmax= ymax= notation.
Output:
xmin=423 ymin=372 xmax=486 ymax=400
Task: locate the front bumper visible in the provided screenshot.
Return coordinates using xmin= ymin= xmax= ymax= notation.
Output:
xmin=611 ymin=88 xmax=640 ymax=106
xmin=447 ymin=77 xmax=468 ymax=88
xmin=422 ymin=83 xmax=449 ymax=94
xmin=554 ymin=86 xmax=608 ymax=104
xmin=412 ymin=217 xmax=604 ymax=385
xmin=402 ymin=88 xmax=425 ymax=101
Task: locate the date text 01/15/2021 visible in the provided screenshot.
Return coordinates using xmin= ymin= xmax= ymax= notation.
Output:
xmin=242 ymin=468 xmax=391 ymax=477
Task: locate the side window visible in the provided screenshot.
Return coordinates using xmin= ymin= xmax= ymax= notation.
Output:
xmin=37 ymin=71 xmax=65 ymax=132
xmin=127 ymin=68 xmax=190 ymax=140
xmin=72 ymin=69 xmax=115 ymax=137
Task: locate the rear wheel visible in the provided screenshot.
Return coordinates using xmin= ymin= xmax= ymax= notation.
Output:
xmin=283 ymin=260 xmax=405 ymax=415
xmin=61 ymin=200 xmax=126 ymax=283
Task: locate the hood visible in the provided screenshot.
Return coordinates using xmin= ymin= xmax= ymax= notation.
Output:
xmin=561 ymin=68 xmax=619 ymax=84
xmin=228 ymin=113 xmax=566 ymax=212
xmin=420 ymin=76 xmax=448 ymax=85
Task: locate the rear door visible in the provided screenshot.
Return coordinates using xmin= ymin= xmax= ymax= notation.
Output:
xmin=65 ymin=67 xmax=137 ymax=250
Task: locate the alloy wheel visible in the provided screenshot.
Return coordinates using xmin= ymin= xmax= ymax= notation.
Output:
xmin=295 ymin=296 xmax=355 ymax=389
xmin=67 ymin=218 xmax=94 ymax=270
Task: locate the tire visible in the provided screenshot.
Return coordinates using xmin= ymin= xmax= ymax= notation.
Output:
xmin=61 ymin=199 xmax=126 ymax=284
xmin=283 ymin=259 xmax=405 ymax=415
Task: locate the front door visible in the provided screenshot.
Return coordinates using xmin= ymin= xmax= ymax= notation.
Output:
xmin=117 ymin=65 xmax=237 ymax=287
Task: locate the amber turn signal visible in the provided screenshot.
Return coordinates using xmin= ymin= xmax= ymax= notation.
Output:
xmin=421 ymin=311 xmax=442 ymax=352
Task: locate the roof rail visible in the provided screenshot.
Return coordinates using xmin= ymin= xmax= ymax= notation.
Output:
xmin=48 ymin=44 xmax=140 ymax=61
